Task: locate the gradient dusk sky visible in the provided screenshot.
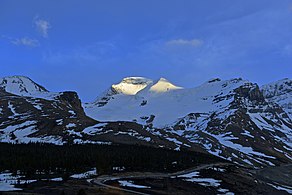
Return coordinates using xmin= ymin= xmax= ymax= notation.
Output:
xmin=1 ymin=0 xmax=292 ymax=101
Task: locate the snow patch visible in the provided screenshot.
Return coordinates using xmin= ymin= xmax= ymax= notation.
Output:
xmin=176 ymin=171 xmax=233 ymax=194
xmin=83 ymin=123 xmax=108 ymax=135
xmin=66 ymin=123 xmax=76 ymax=129
xmin=118 ymin=180 xmax=151 ymax=189
xmin=70 ymin=168 xmax=97 ymax=179
xmin=0 ymin=171 xmax=36 ymax=191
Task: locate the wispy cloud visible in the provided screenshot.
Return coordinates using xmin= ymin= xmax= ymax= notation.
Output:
xmin=12 ymin=37 xmax=40 ymax=47
xmin=165 ymin=39 xmax=203 ymax=47
xmin=1 ymin=35 xmax=40 ymax=47
xmin=34 ymin=16 xmax=51 ymax=38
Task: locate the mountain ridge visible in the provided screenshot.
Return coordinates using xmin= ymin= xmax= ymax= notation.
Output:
xmin=0 ymin=75 xmax=291 ymax=168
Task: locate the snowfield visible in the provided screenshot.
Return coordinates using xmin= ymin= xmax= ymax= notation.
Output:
xmin=85 ymin=77 xmax=247 ymax=127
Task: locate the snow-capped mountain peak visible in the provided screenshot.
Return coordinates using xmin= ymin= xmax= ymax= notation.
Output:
xmin=110 ymin=77 xmax=182 ymax=96
xmin=86 ymin=77 xmax=249 ymax=127
xmin=111 ymin=77 xmax=153 ymax=95
xmin=148 ymin=77 xmax=183 ymax=93
xmin=0 ymin=76 xmax=48 ymax=96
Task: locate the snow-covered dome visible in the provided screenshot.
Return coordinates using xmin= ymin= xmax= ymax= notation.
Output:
xmin=111 ymin=77 xmax=153 ymax=95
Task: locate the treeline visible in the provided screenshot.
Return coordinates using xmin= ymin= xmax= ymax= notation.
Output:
xmin=0 ymin=143 xmax=223 ymax=178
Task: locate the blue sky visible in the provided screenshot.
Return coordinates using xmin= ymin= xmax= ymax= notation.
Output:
xmin=1 ymin=0 xmax=292 ymax=101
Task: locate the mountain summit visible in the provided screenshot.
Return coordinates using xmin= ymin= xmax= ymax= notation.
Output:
xmin=142 ymin=77 xmax=183 ymax=94
xmin=0 ymin=76 xmax=48 ymax=96
xmin=111 ymin=77 xmax=153 ymax=95
xmin=110 ymin=77 xmax=182 ymax=95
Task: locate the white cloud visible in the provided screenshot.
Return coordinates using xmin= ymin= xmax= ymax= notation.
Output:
xmin=166 ymin=39 xmax=203 ymax=47
xmin=34 ymin=17 xmax=51 ymax=38
xmin=11 ymin=37 xmax=40 ymax=47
